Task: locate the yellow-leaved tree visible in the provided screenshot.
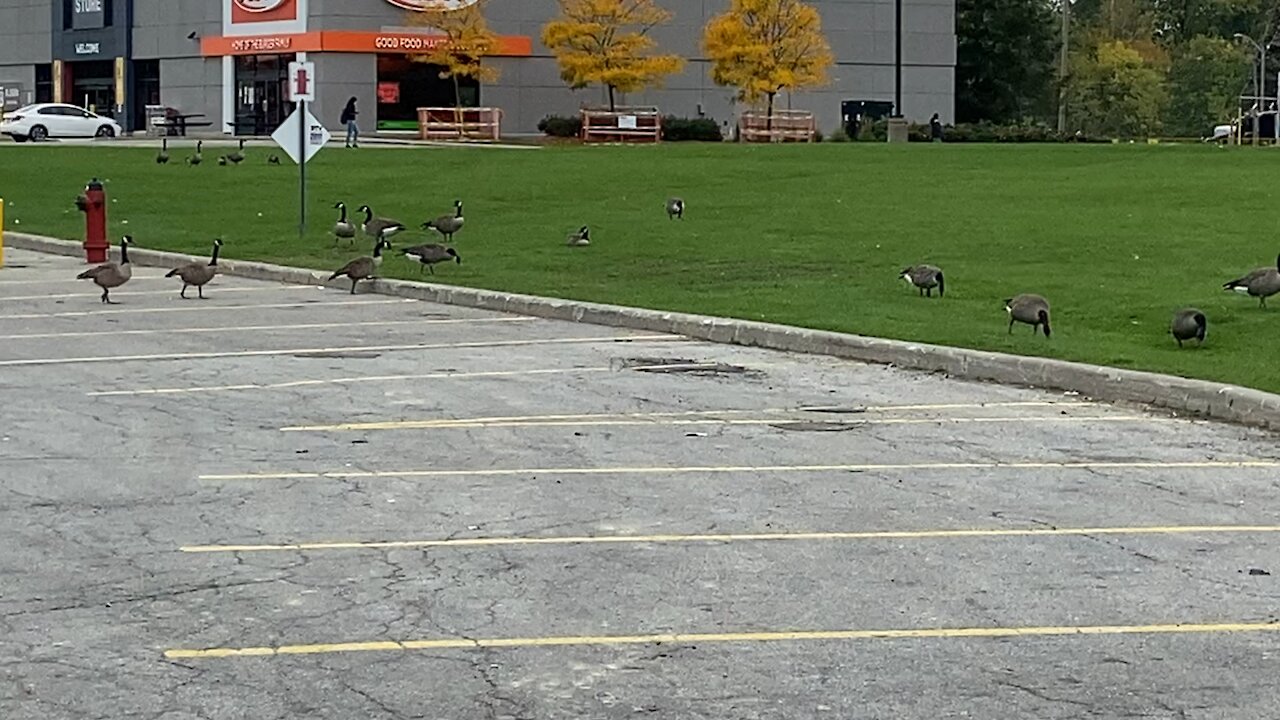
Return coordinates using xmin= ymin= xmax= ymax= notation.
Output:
xmin=408 ymin=0 xmax=501 ymax=134
xmin=542 ymin=0 xmax=685 ymax=111
xmin=704 ymin=0 xmax=834 ymax=129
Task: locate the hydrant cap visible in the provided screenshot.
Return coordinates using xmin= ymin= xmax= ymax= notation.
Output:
xmin=87 ymin=178 xmax=103 ymax=191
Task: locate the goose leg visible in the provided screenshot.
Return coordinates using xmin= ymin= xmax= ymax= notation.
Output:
xmin=428 ymin=264 xmax=435 ymax=276
xmin=100 ymin=287 xmax=109 ymax=304
xmin=198 ymin=285 xmax=206 ymax=300
xmin=103 ymin=288 xmax=119 ymax=305
xmin=180 ymin=284 xmax=188 ymax=299
xmin=350 ymin=278 xmax=358 ymax=295
xmin=1008 ymin=319 xmax=1014 ymax=334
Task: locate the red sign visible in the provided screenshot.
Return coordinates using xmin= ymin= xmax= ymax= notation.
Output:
xmin=377 ymin=82 xmax=401 ymax=104
xmin=231 ymin=0 xmax=298 ymax=24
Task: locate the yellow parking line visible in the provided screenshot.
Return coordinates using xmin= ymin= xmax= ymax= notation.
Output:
xmin=90 ymin=366 xmax=617 ymax=397
xmin=180 ymin=524 xmax=1280 ymax=554
xmin=281 ymin=415 xmax=1151 ymax=433
xmin=163 ymin=620 xmax=1280 ymax=659
xmin=278 ymin=401 xmax=1091 ymax=431
xmin=0 ymin=334 xmax=683 ymax=367
xmin=0 ymin=298 xmax=416 ymax=321
xmin=198 ymin=460 xmax=1280 ymax=482
xmin=0 ymin=317 xmax=535 ymax=341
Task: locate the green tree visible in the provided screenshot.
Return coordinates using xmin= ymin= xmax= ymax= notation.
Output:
xmin=1165 ymin=34 xmax=1249 ymax=135
xmin=1068 ymin=38 xmax=1169 ymax=136
xmin=956 ymin=0 xmax=1058 ymax=123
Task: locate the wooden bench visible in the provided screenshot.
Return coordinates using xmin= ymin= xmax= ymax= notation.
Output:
xmin=739 ymin=109 xmax=816 ymax=143
xmin=581 ymin=107 xmax=662 ymax=143
xmin=416 ymin=107 xmax=503 ymax=141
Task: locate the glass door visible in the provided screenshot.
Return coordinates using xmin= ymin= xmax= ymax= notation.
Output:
xmin=234 ymin=54 xmax=291 ymax=136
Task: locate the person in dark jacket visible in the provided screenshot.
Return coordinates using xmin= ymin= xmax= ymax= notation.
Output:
xmin=341 ymin=97 xmax=359 ymax=148
xmin=929 ymin=113 xmax=943 ymax=143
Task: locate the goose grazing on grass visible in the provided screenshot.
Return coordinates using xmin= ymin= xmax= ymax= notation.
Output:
xmin=333 ymin=202 xmax=357 ymax=245
xmin=77 ymin=236 xmax=134 ymax=304
xmin=268 ymin=154 xmax=281 ymax=165
xmin=358 ymin=205 xmax=406 ymax=241
xmin=401 ymin=243 xmax=460 ymax=275
xmin=329 ymin=238 xmax=391 ymax=294
xmin=666 ymin=197 xmax=685 ymax=220
xmin=227 ymin=139 xmax=246 ymax=164
xmin=156 ymin=138 xmax=169 ymax=164
xmin=166 ymin=238 xmax=223 ymax=299
xmin=566 ymin=226 xmax=591 ymax=247
xmin=217 ymin=156 xmax=228 ymax=166
xmin=187 ymin=140 xmax=203 ymax=166
xmin=1223 ymin=254 xmax=1280 ymax=308
xmin=422 ymin=200 xmax=465 ymax=242
xmin=1004 ymin=294 xmax=1051 ymax=337
xmin=1170 ymin=308 xmax=1207 ymax=348
xmin=899 ymin=264 xmax=945 ymax=297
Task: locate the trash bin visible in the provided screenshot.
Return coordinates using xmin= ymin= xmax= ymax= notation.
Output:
xmin=145 ymin=105 xmax=167 ymax=137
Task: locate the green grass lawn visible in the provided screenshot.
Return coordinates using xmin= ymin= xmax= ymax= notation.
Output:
xmin=3 ymin=141 xmax=1279 ymax=393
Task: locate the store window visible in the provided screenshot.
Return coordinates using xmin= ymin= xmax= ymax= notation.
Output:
xmin=234 ymin=54 xmax=293 ymax=136
xmin=376 ymin=55 xmax=478 ymax=131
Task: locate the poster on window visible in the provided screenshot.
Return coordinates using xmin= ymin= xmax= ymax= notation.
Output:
xmin=377 ymin=82 xmax=401 ymax=104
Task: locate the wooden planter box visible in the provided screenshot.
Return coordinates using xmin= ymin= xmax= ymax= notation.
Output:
xmin=416 ymin=107 xmax=503 ymax=141
xmin=581 ymin=107 xmax=662 ymax=143
xmin=739 ymin=109 xmax=816 ymax=143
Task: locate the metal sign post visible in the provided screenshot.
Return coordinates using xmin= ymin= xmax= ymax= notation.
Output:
xmin=285 ymin=60 xmax=317 ymax=238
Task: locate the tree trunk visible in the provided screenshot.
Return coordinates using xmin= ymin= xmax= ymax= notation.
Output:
xmin=766 ymin=93 xmax=775 ymax=133
xmin=453 ymin=73 xmax=463 ymax=139
xmin=608 ymin=85 xmax=616 ymax=112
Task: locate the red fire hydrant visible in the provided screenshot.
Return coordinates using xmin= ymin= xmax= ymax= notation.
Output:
xmin=78 ymin=178 xmax=109 ymax=264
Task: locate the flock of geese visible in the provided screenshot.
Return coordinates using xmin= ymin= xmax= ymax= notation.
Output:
xmin=70 ymin=168 xmax=1280 ymax=348
xmin=898 ymin=253 xmax=1280 ymax=347
xmin=155 ymin=138 xmax=281 ymax=167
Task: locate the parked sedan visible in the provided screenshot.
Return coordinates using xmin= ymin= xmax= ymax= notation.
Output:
xmin=0 ymin=103 xmax=122 ymax=142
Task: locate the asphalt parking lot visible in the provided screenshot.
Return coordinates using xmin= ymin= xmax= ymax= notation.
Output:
xmin=3 ymin=246 xmax=1280 ymax=719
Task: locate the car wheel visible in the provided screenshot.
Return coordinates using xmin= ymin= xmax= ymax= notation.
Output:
xmin=95 ymin=125 xmax=115 ymax=138
xmin=28 ymin=125 xmax=48 ymax=141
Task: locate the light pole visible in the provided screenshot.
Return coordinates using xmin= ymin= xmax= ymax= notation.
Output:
xmin=1235 ymin=33 xmax=1267 ymax=146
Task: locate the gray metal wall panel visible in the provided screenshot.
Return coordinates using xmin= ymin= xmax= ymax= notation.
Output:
xmin=131 ymin=0 xmax=220 ymax=60
xmin=0 ymin=0 xmax=53 ymax=65
xmin=158 ymin=56 xmax=221 ymax=126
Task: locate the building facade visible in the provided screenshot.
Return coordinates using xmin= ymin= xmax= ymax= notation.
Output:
xmin=0 ymin=0 xmax=955 ymax=137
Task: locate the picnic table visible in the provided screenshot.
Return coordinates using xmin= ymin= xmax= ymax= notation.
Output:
xmin=156 ymin=112 xmax=213 ymax=137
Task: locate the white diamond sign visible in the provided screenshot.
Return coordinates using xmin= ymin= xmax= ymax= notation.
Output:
xmin=272 ymin=105 xmax=329 ymax=165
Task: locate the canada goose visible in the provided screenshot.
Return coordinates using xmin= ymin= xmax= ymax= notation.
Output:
xmin=187 ymin=140 xmax=203 ymax=166
xmin=899 ymin=264 xmax=945 ymax=297
xmin=1223 ymin=254 xmax=1280 ymax=308
xmin=1004 ymin=294 xmax=1051 ymax=337
xmin=1170 ymin=308 xmax=1207 ymax=348
xmin=329 ymin=238 xmax=391 ymax=294
xmin=227 ymin=139 xmax=246 ymax=164
xmin=166 ymin=238 xmax=223 ymax=299
xmin=76 ymin=236 xmax=134 ymax=304
xmin=156 ymin=138 xmax=169 ymax=164
xmin=267 ymin=154 xmax=281 ymax=165
xmin=566 ymin=226 xmax=591 ymax=247
xmin=333 ymin=202 xmax=357 ymax=245
xmin=217 ymin=156 xmax=228 ymax=166
xmin=666 ymin=197 xmax=685 ymax=220
xmin=358 ymin=205 xmax=406 ymax=241
xmin=401 ymin=243 xmax=460 ymax=274
xmin=422 ymin=200 xmax=465 ymax=242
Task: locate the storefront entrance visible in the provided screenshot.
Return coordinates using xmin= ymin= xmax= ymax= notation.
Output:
xmin=234 ymin=54 xmax=292 ymax=136
xmin=69 ymin=59 xmax=116 ymax=117
xmin=376 ymin=55 xmax=478 ymax=131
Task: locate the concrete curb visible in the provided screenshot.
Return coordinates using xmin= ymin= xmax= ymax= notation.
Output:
xmin=8 ymin=231 xmax=1280 ymax=431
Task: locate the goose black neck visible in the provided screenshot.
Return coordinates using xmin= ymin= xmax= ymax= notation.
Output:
xmin=455 ymin=203 xmax=463 ymax=218
xmin=374 ymin=243 xmax=385 ymax=258
xmin=363 ymin=207 xmax=373 ymax=222
xmin=209 ymin=242 xmax=221 ymax=266
xmin=339 ymin=205 xmax=348 ymax=222
xmin=120 ymin=241 xmax=130 ymax=264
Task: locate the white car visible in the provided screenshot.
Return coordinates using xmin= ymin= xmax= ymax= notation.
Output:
xmin=0 ymin=103 xmax=122 ymax=142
